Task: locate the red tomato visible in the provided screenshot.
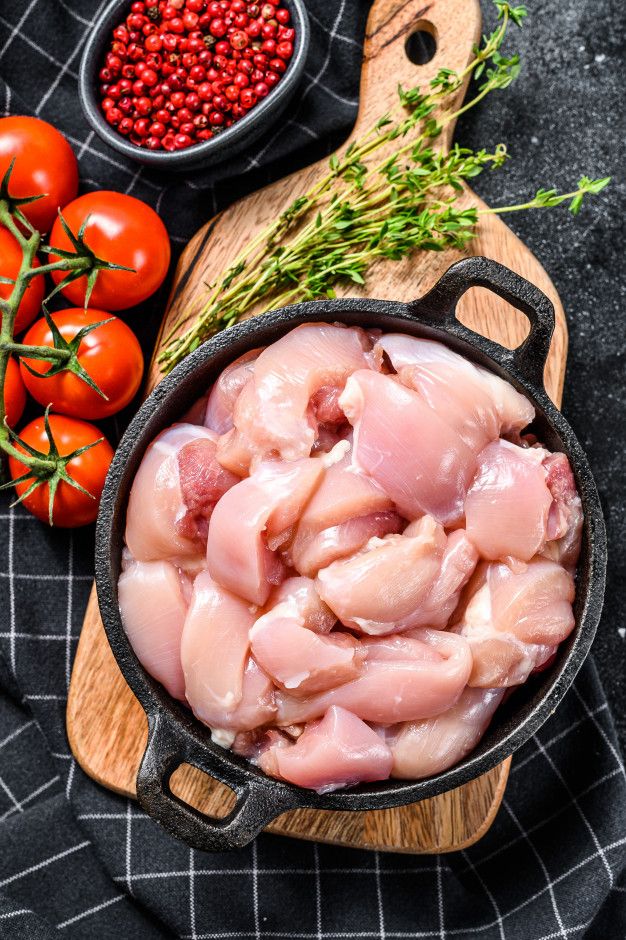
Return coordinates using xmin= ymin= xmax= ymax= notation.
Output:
xmin=4 ymin=357 xmax=26 ymax=428
xmin=8 ymin=415 xmax=114 ymax=527
xmin=20 ymin=309 xmax=144 ymax=419
xmin=0 ymin=227 xmax=45 ymax=333
xmin=0 ymin=116 xmax=78 ymax=233
xmin=48 ymin=192 xmax=171 ymax=310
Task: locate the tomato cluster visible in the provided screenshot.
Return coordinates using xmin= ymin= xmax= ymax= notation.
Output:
xmin=0 ymin=116 xmax=171 ymax=526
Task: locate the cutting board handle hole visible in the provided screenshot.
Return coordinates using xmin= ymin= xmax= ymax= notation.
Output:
xmin=405 ymin=23 xmax=437 ymax=66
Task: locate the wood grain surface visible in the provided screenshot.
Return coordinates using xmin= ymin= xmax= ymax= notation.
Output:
xmin=67 ymin=0 xmax=568 ymax=853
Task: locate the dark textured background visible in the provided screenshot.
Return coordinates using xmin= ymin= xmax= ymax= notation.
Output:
xmin=465 ymin=0 xmax=626 ymax=744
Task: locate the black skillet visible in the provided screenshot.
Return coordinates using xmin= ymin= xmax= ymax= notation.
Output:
xmin=95 ymin=256 xmax=607 ymax=852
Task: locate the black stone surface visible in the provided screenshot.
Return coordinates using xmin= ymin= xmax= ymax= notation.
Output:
xmin=458 ymin=0 xmax=626 ymax=745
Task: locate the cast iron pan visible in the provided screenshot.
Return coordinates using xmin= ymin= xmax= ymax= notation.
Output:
xmin=95 ymin=256 xmax=607 ymax=852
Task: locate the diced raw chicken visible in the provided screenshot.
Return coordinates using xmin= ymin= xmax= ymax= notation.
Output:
xmin=316 ymin=516 xmax=447 ymax=634
xmin=340 ymin=370 xmax=476 ymax=524
xmin=207 ymin=457 xmax=324 ymax=605
xmin=376 ymin=334 xmax=534 ymax=450
xmin=118 ymin=557 xmax=189 ymax=701
xmin=181 ymin=570 xmax=275 ymax=731
xmin=540 ymin=452 xmax=583 ymax=572
xmin=388 ymin=688 xmax=505 ymax=779
xmin=125 ymin=424 xmax=237 ymax=561
xmin=403 ymin=528 xmax=479 ymax=629
xmin=453 ymin=559 xmax=575 ymax=686
xmin=175 ymin=555 xmax=210 ymax=585
xmin=267 ymin=577 xmax=336 ymax=633
xmin=204 ymin=349 xmax=262 ymax=434
xmin=465 ymin=440 xmax=554 ymax=562
xmin=292 ymin=448 xmax=392 ymax=535
xmin=465 ymin=634 xmax=558 ymax=688
xmin=260 ymin=706 xmax=393 ymax=792
xmin=250 ymin=603 xmax=363 ymax=694
xmin=176 ymin=437 xmax=240 ymax=542
xmin=232 ymin=323 xmax=373 ymax=461
xmin=311 ymin=423 xmax=351 ymax=455
xmin=361 ymin=633 xmax=443 ymax=664
xmin=222 ymin=657 xmax=277 ymax=735
xmin=121 ymin=323 xmax=582 ymax=791
xmin=232 ymin=727 xmax=291 ymax=761
xmin=276 ymin=628 xmax=472 ymax=725
xmin=216 ymin=425 xmax=256 ymax=478
xmin=310 ymin=385 xmax=345 ymax=425
xmin=293 ymin=510 xmax=404 ymax=578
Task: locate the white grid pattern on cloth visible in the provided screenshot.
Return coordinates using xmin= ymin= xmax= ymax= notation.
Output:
xmin=0 ymin=0 xmax=623 ymax=938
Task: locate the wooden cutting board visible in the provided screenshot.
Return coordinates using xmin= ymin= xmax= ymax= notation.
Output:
xmin=67 ymin=0 xmax=568 ymax=853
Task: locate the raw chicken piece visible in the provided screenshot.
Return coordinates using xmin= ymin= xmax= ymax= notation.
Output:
xmin=276 ymin=628 xmax=472 ymax=725
xmin=250 ymin=603 xmax=363 ymax=694
xmin=540 ymin=452 xmax=583 ymax=572
xmin=310 ymin=385 xmax=345 ymax=425
xmin=388 ymin=688 xmax=505 ymax=779
xmin=465 ymin=443 xmax=582 ymax=570
xmin=125 ymin=424 xmax=237 ymax=561
xmin=340 ymin=370 xmax=476 ymax=524
xmin=267 ymin=577 xmax=336 ymax=633
xmin=292 ymin=448 xmax=392 ymax=535
xmin=453 ymin=559 xmax=575 ymax=687
xmin=316 ymin=516 xmax=447 ymax=634
xmin=361 ymin=633 xmax=443 ymax=664
xmin=204 ymin=349 xmax=262 ymax=434
xmin=465 ymin=440 xmax=555 ymax=562
xmin=293 ymin=511 xmax=403 ymax=578
xmin=207 ymin=457 xmax=324 ymax=605
xmin=232 ymin=727 xmax=292 ymax=761
xmin=232 ymin=323 xmax=373 ymax=461
xmin=176 ymin=437 xmax=240 ymax=542
xmin=181 ymin=570 xmax=272 ymax=732
xmin=376 ymin=334 xmax=534 ymax=450
xmin=260 ymin=706 xmax=393 ymax=792
xmin=464 ymin=634 xmax=558 ymax=688
xmin=311 ymin=423 xmax=351 ymax=455
xmin=218 ymin=657 xmax=277 ymax=736
xmin=216 ymin=425 xmax=256 ymax=478
xmin=118 ymin=557 xmax=189 ymax=701
xmin=403 ymin=528 xmax=479 ymax=629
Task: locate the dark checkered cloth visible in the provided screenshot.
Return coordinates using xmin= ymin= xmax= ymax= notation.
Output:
xmin=0 ymin=1 xmax=624 ymax=938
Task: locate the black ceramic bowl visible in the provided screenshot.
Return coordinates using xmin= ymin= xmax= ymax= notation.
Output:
xmin=95 ymin=257 xmax=606 ymax=852
xmin=79 ymin=0 xmax=310 ymax=170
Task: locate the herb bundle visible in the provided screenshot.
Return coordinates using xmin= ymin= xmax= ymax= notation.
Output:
xmin=159 ymin=1 xmax=609 ymax=373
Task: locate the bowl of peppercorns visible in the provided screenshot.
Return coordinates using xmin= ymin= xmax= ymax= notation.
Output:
xmin=79 ymin=0 xmax=310 ymax=169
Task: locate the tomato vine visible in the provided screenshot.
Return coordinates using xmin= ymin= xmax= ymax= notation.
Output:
xmin=0 ymin=161 xmax=132 ymax=523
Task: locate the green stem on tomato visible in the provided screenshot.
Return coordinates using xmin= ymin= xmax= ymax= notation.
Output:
xmin=0 ymin=341 xmax=70 ymax=363
xmin=0 ymin=200 xmax=53 ymax=471
xmin=21 ymin=258 xmax=90 ymax=280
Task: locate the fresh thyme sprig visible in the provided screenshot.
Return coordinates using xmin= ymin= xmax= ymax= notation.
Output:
xmin=159 ymin=2 xmax=609 ymax=372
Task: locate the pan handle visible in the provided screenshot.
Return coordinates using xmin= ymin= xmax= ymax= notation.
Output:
xmin=136 ymin=712 xmax=299 ymax=852
xmin=408 ymin=257 xmax=555 ymax=391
